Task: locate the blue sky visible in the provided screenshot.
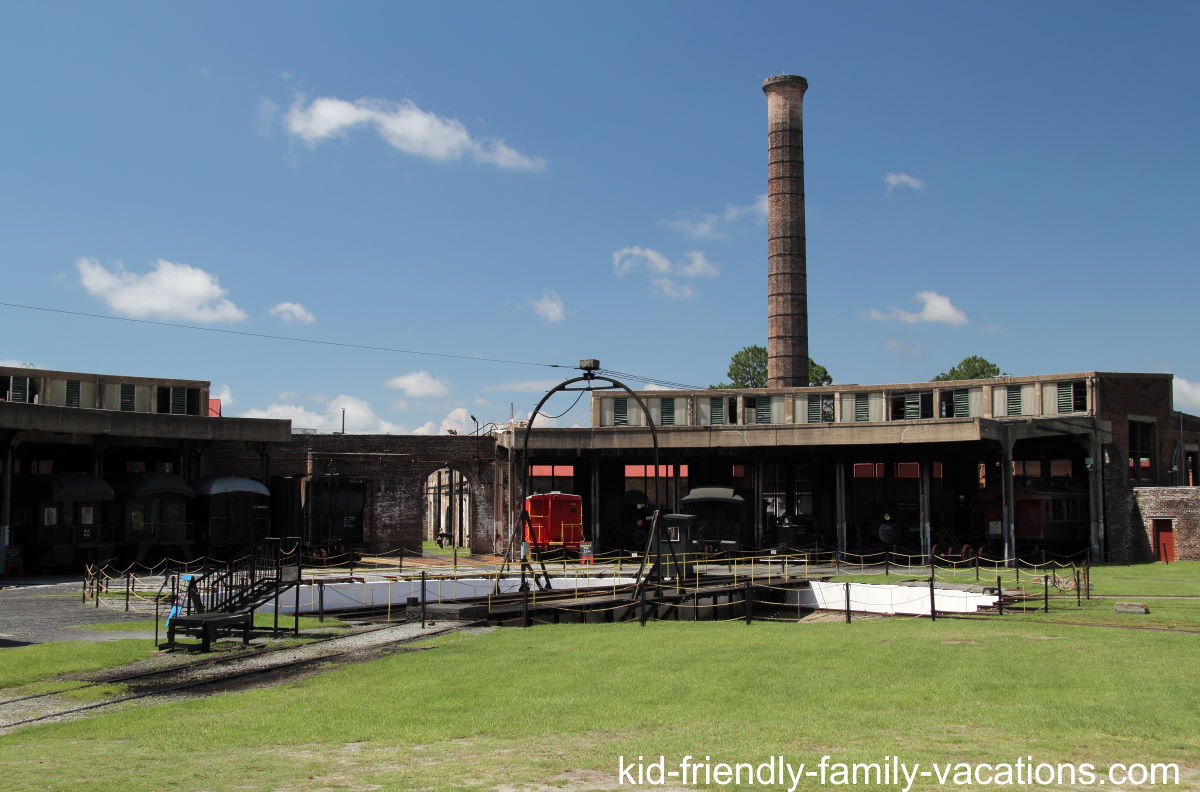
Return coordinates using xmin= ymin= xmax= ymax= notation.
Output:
xmin=2 ymin=1 xmax=1197 ymax=432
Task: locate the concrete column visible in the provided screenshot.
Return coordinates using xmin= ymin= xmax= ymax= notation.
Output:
xmin=1001 ymin=438 xmax=1015 ymax=565
xmin=590 ymin=462 xmax=601 ymax=549
xmin=1088 ymin=434 xmax=1105 ymax=561
xmin=0 ymin=441 xmax=12 ymax=569
xmin=982 ymin=385 xmax=994 ymax=418
xmin=919 ymin=460 xmax=932 ymax=560
xmin=589 ymin=395 xmax=601 ymax=427
xmin=753 ymin=458 xmax=764 ymax=548
xmin=833 ymin=391 xmax=842 ymax=423
xmin=835 ymin=460 xmax=847 ymax=556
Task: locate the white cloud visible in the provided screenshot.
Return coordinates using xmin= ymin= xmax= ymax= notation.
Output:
xmin=724 ymin=194 xmax=768 ymax=222
xmin=613 ymin=246 xmax=672 ymax=277
xmin=256 ymin=98 xmax=279 ymax=138
xmin=277 ymin=390 xmax=297 ymax=401
xmin=385 ymin=371 xmax=450 ymax=398
xmin=411 ymin=421 xmax=438 ymax=435
xmin=652 ymin=278 xmax=696 ymax=299
xmin=440 ymin=407 xmax=474 ymax=435
xmin=663 ymin=195 xmax=767 ymax=239
xmin=283 ymin=95 xmax=545 ymax=172
xmin=0 ymin=359 xmax=37 ymax=368
xmin=868 ymin=291 xmax=968 ymax=326
xmin=268 ymin=301 xmax=315 ymax=324
xmin=1175 ymin=377 xmax=1200 ymax=412
xmin=528 ymin=290 xmax=565 ymax=323
xmin=241 ymin=394 xmax=402 ymax=434
xmin=663 ymin=212 xmax=724 ymax=239
xmin=884 ymin=338 xmax=921 ymax=357
xmin=76 ymin=257 xmax=246 ymax=323
xmin=211 ymin=384 xmax=236 ymax=406
xmin=613 ymin=246 xmax=718 ymax=300
xmin=884 ymin=172 xmax=927 ymax=192
xmin=641 ymin=383 xmax=672 ymax=391
xmin=677 ymin=251 xmax=719 ymax=277
xmin=484 ymin=379 xmax=561 ymax=393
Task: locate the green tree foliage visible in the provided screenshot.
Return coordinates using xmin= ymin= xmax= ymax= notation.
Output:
xmin=711 ymin=346 xmax=832 ymax=388
xmin=932 ymin=355 xmax=1001 ymax=382
xmin=809 ymin=360 xmax=832 ymax=386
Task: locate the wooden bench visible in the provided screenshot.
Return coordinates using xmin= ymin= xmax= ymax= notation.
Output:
xmin=165 ymin=612 xmax=253 ymax=651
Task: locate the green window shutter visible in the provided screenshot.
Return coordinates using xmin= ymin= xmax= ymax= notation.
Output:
xmin=613 ymin=397 xmax=628 ymax=426
xmin=170 ymin=387 xmax=186 ymax=415
xmin=10 ymin=376 xmax=29 ymax=404
xmin=1057 ymin=383 xmax=1073 ymax=413
xmin=807 ymin=396 xmax=822 ymax=423
xmin=756 ymin=398 xmax=772 ymax=424
xmin=120 ymin=384 xmax=136 ymax=412
xmin=854 ymin=393 xmax=869 ymax=422
xmin=1006 ymin=385 xmax=1022 ymax=416
xmin=708 ymin=396 xmax=725 ymax=425
xmin=659 ymin=398 xmax=675 ymax=426
xmin=66 ymin=380 xmax=81 ymax=408
xmin=953 ymin=388 xmax=969 ymax=417
xmin=904 ymin=393 xmax=921 ymax=420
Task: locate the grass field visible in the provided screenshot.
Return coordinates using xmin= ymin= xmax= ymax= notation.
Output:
xmin=421 ymin=539 xmax=471 ymax=557
xmin=1 ymin=564 xmax=1196 ymax=791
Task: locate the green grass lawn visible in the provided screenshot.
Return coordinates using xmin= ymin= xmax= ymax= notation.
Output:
xmin=2 ymin=563 xmax=1195 ymax=791
xmin=0 ymin=640 xmax=156 ymax=690
xmin=421 ymin=539 xmax=471 ymax=557
xmin=2 ymin=617 xmax=1197 ymax=791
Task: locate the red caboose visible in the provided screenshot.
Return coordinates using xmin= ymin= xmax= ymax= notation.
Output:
xmin=523 ymin=492 xmax=584 ymax=550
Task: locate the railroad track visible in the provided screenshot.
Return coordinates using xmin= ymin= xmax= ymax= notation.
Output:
xmin=0 ymin=620 xmax=478 ymax=732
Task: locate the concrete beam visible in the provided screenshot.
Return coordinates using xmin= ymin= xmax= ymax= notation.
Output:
xmin=0 ymin=402 xmax=290 ymax=444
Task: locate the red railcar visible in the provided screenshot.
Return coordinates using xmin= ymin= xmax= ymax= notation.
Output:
xmin=523 ymin=492 xmax=584 ymax=550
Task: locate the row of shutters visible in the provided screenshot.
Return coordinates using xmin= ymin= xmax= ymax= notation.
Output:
xmin=609 ymin=382 xmax=1084 ymax=425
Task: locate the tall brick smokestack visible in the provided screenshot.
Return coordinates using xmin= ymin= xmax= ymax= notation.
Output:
xmin=762 ymin=75 xmax=809 ymax=388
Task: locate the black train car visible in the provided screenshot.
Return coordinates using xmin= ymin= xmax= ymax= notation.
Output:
xmin=106 ymin=472 xmax=196 ymax=563
xmin=9 ymin=473 xmax=117 ymax=570
xmin=678 ymin=487 xmax=750 ymax=553
xmin=191 ymin=477 xmax=271 ymax=558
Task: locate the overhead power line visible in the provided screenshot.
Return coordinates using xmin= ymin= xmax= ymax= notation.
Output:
xmin=0 ymin=301 xmax=704 ymax=392
xmin=0 ymin=301 xmax=572 ymax=370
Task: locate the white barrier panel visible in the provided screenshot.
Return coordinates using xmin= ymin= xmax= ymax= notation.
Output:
xmin=799 ymin=581 xmax=997 ymax=616
xmin=260 ymin=576 xmax=640 ymax=615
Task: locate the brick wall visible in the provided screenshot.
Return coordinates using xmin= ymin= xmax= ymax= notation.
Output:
xmin=206 ymin=434 xmax=498 ymax=555
xmin=1101 ymin=443 xmax=1151 ymax=562
xmin=1096 ymin=374 xmax=1175 ymax=486
xmin=1132 ymin=487 xmax=1200 ymax=561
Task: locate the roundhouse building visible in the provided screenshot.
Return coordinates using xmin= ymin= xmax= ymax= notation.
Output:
xmin=499 ymin=371 xmax=1199 ymax=563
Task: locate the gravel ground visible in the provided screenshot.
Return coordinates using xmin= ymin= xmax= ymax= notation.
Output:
xmin=0 ymin=577 xmax=162 ymax=646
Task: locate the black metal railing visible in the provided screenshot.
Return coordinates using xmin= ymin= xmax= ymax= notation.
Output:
xmin=178 ymin=537 xmax=302 ymax=614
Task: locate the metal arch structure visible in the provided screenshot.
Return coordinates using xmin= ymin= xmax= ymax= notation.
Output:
xmin=508 ymin=364 xmax=662 ymax=592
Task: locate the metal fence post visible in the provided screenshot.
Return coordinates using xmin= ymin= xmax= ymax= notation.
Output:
xmin=421 ymin=571 xmax=428 ymax=628
xmin=928 ymin=576 xmax=936 ymax=621
xmin=844 ymin=582 xmax=851 ymax=624
xmin=997 ymin=575 xmax=1004 ymax=616
xmin=1043 ymin=573 xmax=1049 ymax=612
xmin=744 ymin=579 xmax=753 ymax=625
xmin=125 ymin=573 xmax=132 ymax=612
